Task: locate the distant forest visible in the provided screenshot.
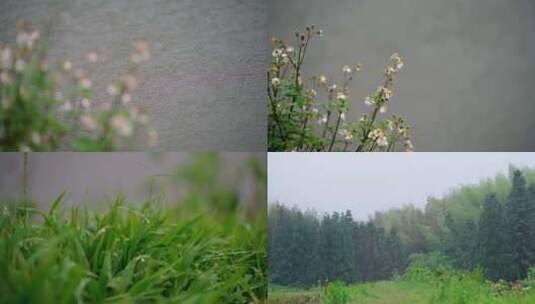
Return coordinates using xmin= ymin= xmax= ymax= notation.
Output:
xmin=268 ymin=167 xmax=535 ymax=287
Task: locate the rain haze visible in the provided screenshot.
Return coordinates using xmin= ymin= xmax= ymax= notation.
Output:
xmin=270 ymin=0 xmax=535 ymax=151
xmin=268 ymin=153 xmax=535 ymax=220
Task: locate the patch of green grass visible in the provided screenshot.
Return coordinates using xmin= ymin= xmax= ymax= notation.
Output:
xmin=269 ymin=281 xmax=431 ymax=304
xmin=0 ymin=194 xmax=266 ymax=303
xmin=269 ymin=266 xmax=535 ymax=304
xmin=269 ymin=285 xmax=322 ymax=304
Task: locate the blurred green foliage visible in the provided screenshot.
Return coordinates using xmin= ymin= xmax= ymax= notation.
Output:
xmin=0 ymin=153 xmax=267 ymax=303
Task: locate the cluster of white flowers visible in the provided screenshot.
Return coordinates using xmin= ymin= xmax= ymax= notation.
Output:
xmin=318 ymin=75 xmax=327 ymax=85
xmin=336 ymin=92 xmax=347 ymax=101
xmin=342 ymin=63 xmax=361 ymax=75
xmin=107 ymin=84 xmax=119 ymax=96
xmin=81 ymin=114 xmax=98 ymax=131
xmin=338 ymin=128 xmax=353 ymax=141
xmin=272 ymin=48 xmax=283 ymax=58
xmin=390 ymin=53 xmax=404 ymax=72
xmin=404 ymin=139 xmax=414 ymax=152
xmin=318 ymin=114 xmax=328 ymax=125
xmin=368 ymin=128 xmax=388 ymax=147
xmin=364 ymin=96 xmax=375 ymax=106
xmin=111 ymin=114 xmax=133 ymax=137
xmin=86 ymin=51 xmax=98 ymax=63
xmin=376 ymin=86 xmax=393 ymax=101
xmin=130 ymin=40 xmax=150 ymax=64
xmin=0 ymin=47 xmax=12 ymax=69
xmin=272 ymin=47 xmax=290 ymax=64
xmin=16 ymin=30 xmax=39 ymax=49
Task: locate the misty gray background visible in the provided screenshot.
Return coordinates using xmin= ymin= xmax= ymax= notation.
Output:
xmin=0 ymin=152 xmax=265 ymax=210
xmin=0 ymin=0 xmax=267 ymax=151
xmin=270 ymin=0 xmax=535 ymax=151
xmin=269 ymin=153 xmax=535 ymax=220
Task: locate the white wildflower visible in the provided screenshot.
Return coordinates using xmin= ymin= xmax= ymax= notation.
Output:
xmin=318 ymin=75 xmax=327 ymax=85
xmin=377 ymin=86 xmax=393 ymax=100
xmin=26 ymin=31 xmax=39 ymax=48
xmin=63 ymin=60 xmax=72 ymax=71
xmin=87 ymin=51 xmax=98 ymax=63
xmin=364 ymin=96 xmax=374 ymax=106
xmin=138 ymin=113 xmax=150 ymax=125
xmin=81 ymin=114 xmax=98 ymax=131
xmin=379 ymin=105 xmax=387 ymax=113
xmin=107 ymin=84 xmax=119 ymax=96
xmin=318 ymin=114 xmax=328 ymax=125
xmin=272 ymin=48 xmax=283 ymax=58
xmin=130 ymin=40 xmax=151 ymax=63
xmin=111 ymin=115 xmax=133 ymax=137
xmin=31 ymin=132 xmax=41 ymax=145
xmin=391 ymin=53 xmax=404 ymax=71
xmin=339 ymin=129 xmax=353 ymax=141
xmin=59 ymin=101 xmax=72 ymax=112
xmin=121 ymin=94 xmax=132 ymax=104
xmin=0 ymin=71 xmax=12 ymax=84
xmin=376 ymin=135 xmax=388 ymax=147
xmin=19 ymin=144 xmax=31 ymax=152
xmin=1 ymin=47 xmax=12 ymax=69
xmin=16 ymin=32 xmax=29 ymax=46
xmin=79 ymin=78 xmax=92 ymax=89
xmin=81 ymin=98 xmax=91 ymax=109
xmin=329 ymin=84 xmax=337 ymax=92
xmin=122 ymin=75 xmax=138 ymax=91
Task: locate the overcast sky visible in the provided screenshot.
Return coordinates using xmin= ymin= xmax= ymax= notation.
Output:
xmin=268 ymin=153 xmax=535 ymax=220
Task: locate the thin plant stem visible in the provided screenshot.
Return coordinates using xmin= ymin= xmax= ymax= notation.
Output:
xmin=328 ymin=112 xmax=342 ymax=152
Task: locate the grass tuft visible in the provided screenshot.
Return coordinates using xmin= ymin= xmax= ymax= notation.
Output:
xmin=0 ymin=195 xmax=266 ymax=303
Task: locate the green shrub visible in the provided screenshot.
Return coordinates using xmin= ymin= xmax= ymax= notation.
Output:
xmin=324 ymin=281 xmax=350 ymax=304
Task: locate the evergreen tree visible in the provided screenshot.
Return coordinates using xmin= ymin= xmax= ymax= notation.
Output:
xmin=506 ymin=170 xmax=532 ymax=280
xmin=479 ymin=194 xmax=510 ymax=281
xmin=527 ymin=185 xmax=535 ymax=265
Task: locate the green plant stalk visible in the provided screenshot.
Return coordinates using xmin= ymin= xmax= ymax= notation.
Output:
xmin=328 ymin=112 xmax=342 ymax=152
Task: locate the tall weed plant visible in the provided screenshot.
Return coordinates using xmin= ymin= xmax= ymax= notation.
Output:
xmin=268 ymin=26 xmax=413 ymax=152
xmin=0 ymin=21 xmax=158 ymax=151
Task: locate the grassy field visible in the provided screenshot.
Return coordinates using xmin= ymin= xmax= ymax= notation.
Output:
xmin=269 ymin=267 xmax=535 ymax=304
xmin=269 ymin=281 xmax=433 ymax=304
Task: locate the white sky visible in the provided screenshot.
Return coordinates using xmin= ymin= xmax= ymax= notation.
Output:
xmin=268 ymin=153 xmax=535 ymax=220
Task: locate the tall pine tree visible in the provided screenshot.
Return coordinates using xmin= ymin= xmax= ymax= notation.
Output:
xmin=505 ymin=170 xmax=533 ymax=280
xmin=479 ymin=194 xmax=511 ymax=281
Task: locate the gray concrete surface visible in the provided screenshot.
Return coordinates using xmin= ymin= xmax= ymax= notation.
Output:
xmin=0 ymin=0 xmax=267 ymax=151
xmin=270 ymin=0 xmax=535 ymax=151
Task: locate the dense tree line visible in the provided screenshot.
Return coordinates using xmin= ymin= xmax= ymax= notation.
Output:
xmin=268 ymin=207 xmax=405 ymax=286
xmin=269 ymin=169 xmax=535 ymax=287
